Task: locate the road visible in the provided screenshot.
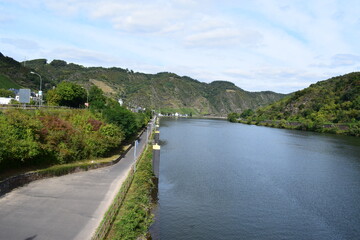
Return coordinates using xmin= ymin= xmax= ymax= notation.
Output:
xmin=0 ymin=125 xmax=150 ymax=240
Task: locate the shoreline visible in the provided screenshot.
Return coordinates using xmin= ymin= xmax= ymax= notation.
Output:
xmin=234 ymin=119 xmax=359 ymax=137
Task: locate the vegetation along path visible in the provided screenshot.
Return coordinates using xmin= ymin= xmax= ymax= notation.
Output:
xmin=0 ymin=126 xmax=150 ymax=240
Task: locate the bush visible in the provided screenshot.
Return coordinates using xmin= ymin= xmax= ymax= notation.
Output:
xmin=46 ymin=81 xmax=86 ymax=107
xmin=227 ymin=112 xmax=240 ymax=122
xmin=0 ymin=89 xmax=15 ymax=98
xmin=0 ymin=109 xmax=124 ymax=171
xmin=103 ymin=105 xmax=138 ymax=138
xmin=0 ymin=110 xmax=42 ymax=168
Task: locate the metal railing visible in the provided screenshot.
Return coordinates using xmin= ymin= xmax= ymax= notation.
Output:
xmin=0 ymin=104 xmax=73 ymax=110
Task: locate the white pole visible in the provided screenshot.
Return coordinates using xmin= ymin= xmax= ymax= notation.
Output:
xmin=30 ymin=71 xmax=42 ymax=106
xmin=133 ymin=140 xmax=138 ymax=172
xmin=134 ymin=140 xmax=137 ymax=160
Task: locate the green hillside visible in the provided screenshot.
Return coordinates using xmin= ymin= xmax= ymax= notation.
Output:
xmin=0 ymin=52 xmax=285 ymax=115
xmin=0 ymin=74 xmax=20 ymax=89
xmin=23 ymin=58 xmax=285 ymax=115
xmin=235 ymin=72 xmax=360 ymax=136
xmin=0 ymin=52 xmax=54 ymax=90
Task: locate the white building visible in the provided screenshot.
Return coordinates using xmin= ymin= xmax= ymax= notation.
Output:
xmin=0 ymin=97 xmax=14 ymax=104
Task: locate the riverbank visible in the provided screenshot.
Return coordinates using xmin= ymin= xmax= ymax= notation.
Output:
xmin=102 ymin=144 xmax=157 ymax=240
xmin=234 ymin=119 xmax=360 ymax=137
xmin=161 ymin=115 xmax=227 ymax=120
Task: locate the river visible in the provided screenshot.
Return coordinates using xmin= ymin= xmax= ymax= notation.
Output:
xmin=153 ymin=118 xmax=360 ymax=240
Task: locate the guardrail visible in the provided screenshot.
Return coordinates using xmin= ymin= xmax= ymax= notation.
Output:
xmin=0 ymin=104 xmax=74 ymax=110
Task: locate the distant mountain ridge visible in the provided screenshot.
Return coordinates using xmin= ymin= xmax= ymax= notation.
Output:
xmin=0 ymin=52 xmax=285 ymax=115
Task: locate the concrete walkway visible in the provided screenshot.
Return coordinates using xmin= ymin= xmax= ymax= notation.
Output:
xmin=0 ymin=126 xmax=150 ymax=240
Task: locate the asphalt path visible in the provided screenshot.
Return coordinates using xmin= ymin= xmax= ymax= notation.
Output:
xmin=0 ymin=126 xmax=150 ymax=240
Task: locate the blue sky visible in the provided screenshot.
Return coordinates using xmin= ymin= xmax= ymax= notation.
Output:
xmin=1 ymin=0 xmax=359 ymax=93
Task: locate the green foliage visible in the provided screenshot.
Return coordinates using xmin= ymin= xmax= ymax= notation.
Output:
xmin=240 ymin=72 xmax=360 ymax=136
xmin=103 ymin=105 xmax=138 ymax=138
xmin=88 ymin=85 xmax=106 ymax=110
xmin=0 ymin=109 xmax=124 ymax=171
xmin=46 ymin=81 xmax=87 ymax=107
xmin=227 ymin=112 xmax=240 ymax=122
xmin=0 ymin=74 xmax=20 ymax=89
xmin=0 ymin=78 xmax=151 ymax=173
xmin=0 ymin=110 xmax=41 ymax=167
xmin=50 ymin=60 xmax=67 ymax=67
xmin=236 ymin=72 xmax=360 ymax=136
xmin=9 ymin=99 xmax=19 ymax=104
xmin=1 ymin=52 xmax=285 ymax=115
xmin=0 ymin=53 xmax=53 ymax=90
xmin=108 ymin=147 xmax=155 ymax=240
xmin=0 ymin=89 xmax=15 ymax=97
xmin=240 ymin=109 xmax=254 ymax=118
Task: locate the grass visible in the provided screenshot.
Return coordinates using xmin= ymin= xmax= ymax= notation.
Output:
xmin=105 ymin=145 xmax=156 ymax=240
xmin=0 ymin=74 xmax=21 ymax=89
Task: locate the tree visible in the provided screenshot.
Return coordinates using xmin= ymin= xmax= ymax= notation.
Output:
xmin=103 ymin=104 xmax=138 ymax=138
xmin=240 ymin=109 xmax=254 ymax=118
xmin=50 ymin=59 xmax=67 ymax=67
xmin=46 ymin=81 xmax=86 ymax=107
xmin=227 ymin=112 xmax=240 ymax=122
xmin=88 ymin=86 xmax=106 ymax=110
xmin=0 ymin=89 xmax=15 ymax=98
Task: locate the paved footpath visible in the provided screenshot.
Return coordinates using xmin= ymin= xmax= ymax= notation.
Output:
xmin=0 ymin=127 xmax=150 ymax=240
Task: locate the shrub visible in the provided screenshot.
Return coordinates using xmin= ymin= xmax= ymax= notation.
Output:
xmin=0 ymin=109 xmax=126 ymax=171
xmin=0 ymin=110 xmax=42 ymax=168
xmin=103 ymin=105 xmax=138 ymax=138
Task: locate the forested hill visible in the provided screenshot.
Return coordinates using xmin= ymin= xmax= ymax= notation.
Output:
xmin=240 ymin=72 xmax=360 ymax=133
xmin=0 ymin=52 xmax=46 ymax=89
xmin=0 ymin=52 xmax=285 ymax=115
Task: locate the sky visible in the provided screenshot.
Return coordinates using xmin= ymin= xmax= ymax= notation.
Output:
xmin=0 ymin=0 xmax=359 ymax=93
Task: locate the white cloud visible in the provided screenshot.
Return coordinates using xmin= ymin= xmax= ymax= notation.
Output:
xmin=311 ymin=54 xmax=360 ymax=68
xmin=1 ymin=38 xmax=40 ymax=50
xmin=45 ymin=47 xmax=119 ymax=66
xmin=223 ymin=67 xmax=329 ymax=93
xmin=184 ymin=28 xmax=263 ymax=48
xmin=331 ymin=54 xmax=360 ymax=67
xmin=0 ymin=0 xmax=359 ymax=94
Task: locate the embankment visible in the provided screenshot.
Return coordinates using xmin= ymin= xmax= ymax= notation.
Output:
xmin=95 ymin=144 xmax=157 ymax=240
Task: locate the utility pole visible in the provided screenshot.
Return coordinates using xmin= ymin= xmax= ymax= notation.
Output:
xmin=30 ymin=71 xmax=42 ymax=107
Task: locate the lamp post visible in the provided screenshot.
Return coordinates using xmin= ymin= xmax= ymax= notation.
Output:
xmin=30 ymin=71 xmax=42 ymax=106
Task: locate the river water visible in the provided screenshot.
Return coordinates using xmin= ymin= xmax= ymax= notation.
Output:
xmin=154 ymin=118 xmax=360 ymax=240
